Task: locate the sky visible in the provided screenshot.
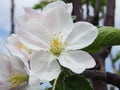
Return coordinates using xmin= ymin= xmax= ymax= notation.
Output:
xmin=0 ymin=0 xmax=39 ymax=39
xmin=0 ymin=0 xmax=39 ymax=30
xmin=0 ymin=0 xmax=40 ymax=53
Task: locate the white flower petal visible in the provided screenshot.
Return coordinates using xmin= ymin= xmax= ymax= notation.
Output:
xmin=6 ymin=34 xmax=29 ymax=66
xmin=17 ymin=7 xmax=41 ymax=26
xmin=18 ymin=18 xmax=50 ymax=45
xmin=43 ymin=1 xmax=73 ymax=14
xmin=17 ymin=28 xmax=48 ymax=51
xmin=27 ymin=70 xmax=40 ymax=90
xmin=10 ymin=56 xmax=27 ymax=74
xmin=6 ymin=34 xmax=20 ymax=46
xmin=0 ymin=54 xmax=27 ymax=90
xmin=6 ymin=34 xmax=21 ymax=55
xmin=24 ymin=7 xmax=41 ymax=18
xmin=67 ymin=3 xmax=73 ymax=14
xmin=0 ymin=81 xmax=10 ymax=90
xmin=0 ymin=54 xmax=12 ymax=75
xmin=43 ymin=6 xmax=73 ymax=41
xmin=31 ymin=51 xmax=61 ymax=81
xmin=65 ymin=22 xmax=98 ymax=50
xmin=58 ymin=50 xmax=96 ymax=74
xmin=16 ymin=15 xmax=28 ymax=27
xmin=0 ymin=54 xmax=27 ymax=75
xmin=17 ymin=8 xmax=51 ymax=49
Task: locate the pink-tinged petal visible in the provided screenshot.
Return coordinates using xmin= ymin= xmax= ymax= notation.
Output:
xmin=17 ymin=8 xmax=51 ymax=47
xmin=6 ymin=34 xmax=21 ymax=46
xmin=6 ymin=34 xmax=30 ymax=67
xmin=17 ymin=28 xmax=48 ymax=51
xmin=43 ymin=6 xmax=73 ymax=41
xmin=31 ymin=51 xmax=61 ymax=81
xmin=10 ymin=56 xmax=27 ymax=74
xmin=0 ymin=54 xmax=14 ymax=90
xmin=0 ymin=54 xmax=27 ymax=75
xmin=0 ymin=81 xmax=10 ymax=90
xmin=24 ymin=7 xmax=42 ymax=18
xmin=0 ymin=54 xmax=11 ymax=75
xmin=43 ymin=1 xmax=73 ymax=14
xmin=0 ymin=82 xmax=2 ymax=86
xmin=16 ymin=15 xmax=28 ymax=27
xmin=17 ymin=8 xmax=51 ymax=46
xmin=19 ymin=18 xmax=50 ymax=44
xmin=17 ymin=7 xmax=42 ymax=26
xmin=58 ymin=50 xmax=96 ymax=74
xmin=6 ymin=34 xmax=25 ymax=57
xmin=65 ymin=22 xmax=98 ymax=50
xmin=0 ymin=54 xmax=29 ymax=90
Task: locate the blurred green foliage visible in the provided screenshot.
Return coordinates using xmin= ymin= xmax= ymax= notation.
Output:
xmin=113 ymin=51 xmax=120 ymax=63
xmin=33 ymin=0 xmax=55 ymax=9
xmin=33 ymin=0 xmax=106 ymax=11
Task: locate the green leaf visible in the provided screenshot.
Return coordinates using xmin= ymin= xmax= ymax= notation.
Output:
xmin=62 ymin=0 xmax=68 ymax=3
xmin=49 ymin=73 xmax=92 ymax=90
xmin=116 ymin=70 xmax=120 ymax=75
xmin=65 ymin=75 xmax=93 ymax=90
xmin=33 ymin=1 xmax=53 ymax=9
xmin=54 ymin=72 xmax=66 ymax=90
xmin=72 ymin=15 xmax=77 ymax=21
xmin=89 ymin=0 xmax=106 ymax=9
xmin=113 ymin=51 xmax=120 ymax=63
xmin=83 ymin=26 xmax=120 ymax=52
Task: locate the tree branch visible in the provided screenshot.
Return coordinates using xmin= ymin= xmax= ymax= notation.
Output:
xmin=90 ymin=47 xmax=111 ymax=90
xmin=82 ymin=70 xmax=120 ymax=89
xmin=68 ymin=0 xmax=83 ymax=21
xmin=10 ymin=0 xmax=15 ymax=34
xmin=89 ymin=0 xmax=101 ymax=25
xmin=104 ymin=0 xmax=115 ymax=26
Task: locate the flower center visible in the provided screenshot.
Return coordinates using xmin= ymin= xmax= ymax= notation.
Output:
xmin=8 ymin=74 xmax=29 ymax=88
xmin=50 ymin=33 xmax=66 ymax=56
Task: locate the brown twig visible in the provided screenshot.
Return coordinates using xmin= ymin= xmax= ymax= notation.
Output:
xmin=68 ymin=0 xmax=83 ymax=21
xmin=10 ymin=0 xmax=15 ymax=34
xmin=82 ymin=70 xmax=120 ymax=89
xmin=90 ymin=0 xmax=102 ymax=25
xmin=104 ymin=0 xmax=115 ymax=26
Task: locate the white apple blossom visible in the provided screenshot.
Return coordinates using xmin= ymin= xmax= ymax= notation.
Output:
xmin=6 ymin=34 xmax=36 ymax=68
xmin=0 ymin=54 xmax=40 ymax=90
xmin=17 ymin=1 xmax=98 ymax=81
xmin=6 ymin=34 xmax=60 ymax=82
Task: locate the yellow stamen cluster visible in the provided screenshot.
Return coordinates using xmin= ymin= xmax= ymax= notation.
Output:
xmin=18 ymin=44 xmax=32 ymax=54
xmin=50 ymin=33 xmax=66 ymax=56
xmin=8 ymin=74 xmax=29 ymax=88
xmin=18 ymin=44 xmax=24 ymax=49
